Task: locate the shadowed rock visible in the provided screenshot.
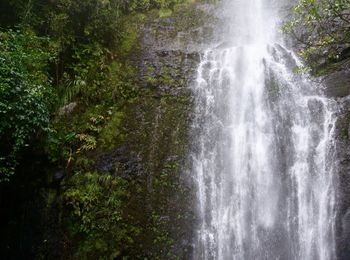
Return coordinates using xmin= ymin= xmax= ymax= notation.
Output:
xmin=323 ymin=70 xmax=350 ymax=98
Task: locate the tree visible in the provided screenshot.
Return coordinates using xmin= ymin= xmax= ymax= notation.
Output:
xmin=284 ymin=0 xmax=350 ymax=72
xmin=0 ymin=29 xmax=54 ymax=180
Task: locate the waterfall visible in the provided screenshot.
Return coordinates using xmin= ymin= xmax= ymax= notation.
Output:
xmin=191 ymin=0 xmax=338 ymax=259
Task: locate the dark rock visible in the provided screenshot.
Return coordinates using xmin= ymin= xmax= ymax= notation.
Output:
xmin=53 ymin=170 xmax=65 ymax=182
xmin=331 ymin=96 xmax=350 ymax=259
xmin=95 ymin=146 xmax=144 ymax=177
xmin=322 ymin=70 xmax=350 ymax=98
xmin=340 ymin=46 xmax=350 ymax=60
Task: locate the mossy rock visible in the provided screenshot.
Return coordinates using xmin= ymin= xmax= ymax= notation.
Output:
xmin=51 ymin=1 xmax=217 ymax=258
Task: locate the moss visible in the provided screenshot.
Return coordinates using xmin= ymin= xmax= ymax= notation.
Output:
xmin=117 ymin=87 xmax=193 ymax=257
xmin=48 ymin=1 xmax=203 ymax=258
xmin=314 ymin=57 xmax=350 ymax=76
xmin=98 ymin=111 xmax=125 ymax=151
xmin=119 ymin=24 xmax=139 ymax=57
xmin=158 ymin=8 xmax=173 ymax=18
xmin=161 ymin=74 xmax=177 ymax=85
xmin=340 ymin=128 xmax=349 ymax=140
xmin=117 ymin=14 xmax=144 ymax=58
xmin=144 ymin=75 xmax=159 ymax=86
xmin=314 ymin=62 xmax=340 ymax=76
xmin=147 ymin=0 xmax=217 ymax=43
xmin=147 ymin=65 xmax=156 ymax=74
xmin=61 ymin=171 xmax=142 ymax=259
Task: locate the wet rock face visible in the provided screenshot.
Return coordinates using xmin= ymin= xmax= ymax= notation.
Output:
xmin=323 ymin=70 xmax=350 ymax=98
xmin=319 ymin=54 xmax=350 ymax=260
xmin=136 ymin=3 xmax=216 ymax=96
xmin=333 ymin=97 xmax=350 ymax=259
xmin=93 ymin=3 xmax=217 ymax=259
xmin=340 ymin=208 xmax=350 ymax=259
xmin=95 ymin=146 xmax=145 ymax=177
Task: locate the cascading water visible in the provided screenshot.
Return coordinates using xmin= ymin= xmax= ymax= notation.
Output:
xmin=192 ymin=0 xmax=338 ymax=259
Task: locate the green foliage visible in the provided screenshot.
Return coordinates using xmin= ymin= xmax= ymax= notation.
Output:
xmin=284 ymin=0 xmax=350 ymax=72
xmin=98 ymin=111 xmax=125 ymax=150
xmin=107 ymin=61 xmax=139 ymax=100
xmin=46 ymin=130 xmax=76 ymax=165
xmin=0 ymin=0 xmax=193 ymax=258
xmin=0 ymin=29 xmax=54 ymax=180
xmin=118 ymin=21 xmax=140 ymax=57
xmin=57 ymin=43 xmax=108 ymax=106
xmin=120 ymin=0 xmax=184 ymax=12
xmin=62 ymin=171 xmax=138 ymax=259
xmin=47 ymin=109 xmax=108 ymax=168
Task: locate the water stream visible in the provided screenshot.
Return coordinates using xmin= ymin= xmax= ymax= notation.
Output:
xmin=192 ymin=0 xmax=338 ymax=259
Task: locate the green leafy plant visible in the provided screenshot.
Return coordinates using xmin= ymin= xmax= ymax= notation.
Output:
xmin=62 ymin=171 xmax=136 ymax=259
xmin=0 ymin=29 xmax=54 ymax=180
xmin=284 ymin=0 xmax=350 ymax=72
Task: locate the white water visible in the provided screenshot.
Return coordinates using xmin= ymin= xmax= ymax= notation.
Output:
xmin=192 ymin=0 xmax=338 ymax=259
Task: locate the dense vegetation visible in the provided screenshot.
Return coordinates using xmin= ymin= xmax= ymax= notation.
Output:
xmin=0 ymin=0 xmax=347 ymax=258
xmin=3 ymin=0 xmax=348 ymax=180
xmin=0 ymin=0 xmax=193 ymax=258
xmin=0 ymin=30 xmax=53 ymax=179
xmin=0 ymin=0 xmax=183 ymax=180
xmin=284 ymin=0 xmax=350 ymax=74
